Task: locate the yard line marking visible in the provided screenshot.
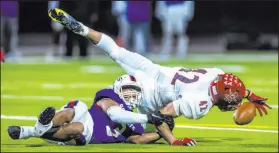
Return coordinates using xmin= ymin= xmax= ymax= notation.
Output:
xmin=1 ymin=94 xmax=93 ymax=101
xmin=1 ymin=115 xmax=277 ymax=133
xmin=175 ymin=125 xmax=278 ymax=133
xmin=1 ymin=94 xmax=278 ymax=108
xmin=1 ymin=115 xmax=37 ymax=121
xmin=41 ymin=83 xmax=111 ymax=89
xmin=81 ymin=65 xmax=122 ymax=73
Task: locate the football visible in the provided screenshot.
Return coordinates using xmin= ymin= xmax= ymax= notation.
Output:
xmin=233 ymin=102 xmax=256 ymax=125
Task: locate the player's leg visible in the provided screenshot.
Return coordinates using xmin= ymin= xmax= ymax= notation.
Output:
xmin=45 ymin=21 xmax=63 ymax=61
xmin=41 ymin=122 xmax=86 ymax=146
xmin=160 ymin=11 xmax=173 ymax=59
xmin=119 ymin=15 xmax=130 ymax=48
xmin=175 ymin=15 xmax=188 ymax=60
xmin=34 ymin=100 xmax=90 ymax=137
xmin=8 ymin=107 xmax=57 ymax=140
xmin=8 ymin=100 xmax=93 ymax=145
xmin=0 ymin=17 xmax=5 ymax=52
xmin=8 ymin=17 xmax=21 ymax=61
xmin=65 ymin=29 xmax=74 ymax=58
xmin=46 ymin=101 xmax=93 ymax=145
xmin=48 ymin=8 xmax=161 ymax=78
xmin=77 ymin=34 xmax=88 ymax=58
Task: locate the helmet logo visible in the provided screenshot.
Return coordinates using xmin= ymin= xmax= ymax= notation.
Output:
xmin=224 ymin=91 xmax=238 ymax=103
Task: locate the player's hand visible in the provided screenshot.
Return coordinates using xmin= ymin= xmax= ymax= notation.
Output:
xmin=250 ymin=101 xmax=272 ymax=117
xmin=246 ymin=90 xmax=268 ymax=103
xmin=246 ymin=90 xmax=272 ymax=116
xmin=172 ymin=137 xmax=197 ymax=146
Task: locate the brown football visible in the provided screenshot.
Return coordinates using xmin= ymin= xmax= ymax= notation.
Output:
xmin=233 ymin=102 xmax=256 ymax=125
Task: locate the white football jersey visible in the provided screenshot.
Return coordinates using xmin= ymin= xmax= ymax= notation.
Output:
xmin=135 ymin=66 xmax=224 ymax=119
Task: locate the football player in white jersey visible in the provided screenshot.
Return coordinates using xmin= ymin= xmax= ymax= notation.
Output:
xmin=48 ymin=8 xmax=272 ymax=144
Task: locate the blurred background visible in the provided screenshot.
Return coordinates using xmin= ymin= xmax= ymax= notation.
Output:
xmin=1 ymin=0 xmax=278 ymax=62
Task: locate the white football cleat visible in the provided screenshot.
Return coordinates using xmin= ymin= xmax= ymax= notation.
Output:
xmin=34 ymin=107 xmax=56 ymax=137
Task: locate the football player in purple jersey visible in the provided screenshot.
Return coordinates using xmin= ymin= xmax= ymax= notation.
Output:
xmin=8 ymin=88 xmax=193 ymax=146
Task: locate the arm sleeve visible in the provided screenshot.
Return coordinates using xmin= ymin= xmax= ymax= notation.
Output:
xmin=107 ymin=106 xmax=148 ymax=124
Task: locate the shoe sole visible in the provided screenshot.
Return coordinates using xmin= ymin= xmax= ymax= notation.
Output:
xmin=38 ymin=107 xmax=56 ymax=125
xmin=48 ymin=8 xmax=69 ymax=23
xmin=48 ymin=8 xmax=82 ymax=33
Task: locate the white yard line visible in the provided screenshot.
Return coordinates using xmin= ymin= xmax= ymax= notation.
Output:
xmin=1 ymin=94 xmax=93 ymax=101
xmin=42 ymin=83 xmax=111 ymax=89
xmin=1 ymin=115 xmax=277 ymax=133
xmin=1 ymin=115 xmax=37 ymax=121
xmin=1 ymin=94 xmax=278 ymax=108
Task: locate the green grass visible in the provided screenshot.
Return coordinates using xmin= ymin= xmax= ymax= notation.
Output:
xmin=1 ymin=53 xmax=278 ymax=152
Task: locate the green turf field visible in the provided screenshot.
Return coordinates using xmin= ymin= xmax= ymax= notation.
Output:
xmin=1 ymin=53 xmax=278 ymax=152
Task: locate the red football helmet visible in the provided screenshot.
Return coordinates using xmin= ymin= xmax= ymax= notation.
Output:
xmin=209 ymin=73 xmax=246 ymax=111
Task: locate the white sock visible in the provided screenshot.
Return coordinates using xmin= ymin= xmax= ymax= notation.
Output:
xmin=78 ymin=22 xmax=89 ymax=37
xmin=19 ymin=126 xmax=36 ymax=139
xmin=34 ymin=120 xmax=53 ymax=137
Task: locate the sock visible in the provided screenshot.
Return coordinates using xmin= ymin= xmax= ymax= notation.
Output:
xmin=79 ymin=22 xmax=89 ymax=37
xmin=34 ymin=120 xmax=53 ymax=137
xmin=20 ymin=126 xmax=36 ymax=139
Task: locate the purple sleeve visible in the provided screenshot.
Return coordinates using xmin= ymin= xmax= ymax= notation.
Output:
xmin=94 ymin=88 xmax=131 ymax=111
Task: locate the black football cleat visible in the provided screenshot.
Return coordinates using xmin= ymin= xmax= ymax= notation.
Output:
xmin=38 ymin=107 xmax=56 ymax=125
xmin=7 ymin=126 xmax=21 ymax=140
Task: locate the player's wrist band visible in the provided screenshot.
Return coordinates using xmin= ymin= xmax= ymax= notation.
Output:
xmin=244 ymin=90 xmax=251 ymax=99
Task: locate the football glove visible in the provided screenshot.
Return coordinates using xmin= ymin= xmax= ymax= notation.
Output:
xmin=246 ymin=90 xmax=272 ymax=116
xmin=172 ymin=137 xmax=197 ymax=146
xmin=147 ymin=112 xmax=172 ymax=127
xmin=162 ymin=114 xmax=175 ymax=131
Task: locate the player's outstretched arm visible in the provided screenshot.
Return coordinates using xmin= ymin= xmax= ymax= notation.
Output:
xmin=97 ymin=98 xmax=167 ymax=125
xmin=126 ymin=132 xmax=161 ymax=144
xmin=127 ymin=122 xmax=196 ymax=146
xmin=97 ymin=98 xmax=148 ymax=124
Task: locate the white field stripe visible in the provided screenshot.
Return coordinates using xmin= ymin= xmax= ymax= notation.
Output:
xmin=1 ymin=115 xmax=277 ymax=133
xmin=42 ymin=83 xmax=111 ymax=89
xmin=1 ymin=115 xmax=37 ymax=121
xmin=1 ymin=94 xmax=92 ymax=101
xmin=1 ymin=94 xmax=278 ymax=108
xmin=175 ymin=125 xmax=278 ymax=133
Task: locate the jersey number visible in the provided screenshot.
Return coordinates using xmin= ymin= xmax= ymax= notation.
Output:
xmin=171 ymin=68 xmax=207 ymax=85
xmin=106 ymin=126 xmax=121 ymax=138
xmin=199 ymin=101 xmax=208 ymax=112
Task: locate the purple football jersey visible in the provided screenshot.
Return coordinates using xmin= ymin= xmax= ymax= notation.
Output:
xmin=88 ymin=88 xmax=144 ymax=144
xmin=126 ymin=1 xmax=151 ymax=23
xmin=0 ymin=1 xmax=18 ymax=18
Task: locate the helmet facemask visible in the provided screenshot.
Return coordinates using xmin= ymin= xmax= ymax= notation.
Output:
xmin=118 ymin=85 xmax=142 ymax=110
